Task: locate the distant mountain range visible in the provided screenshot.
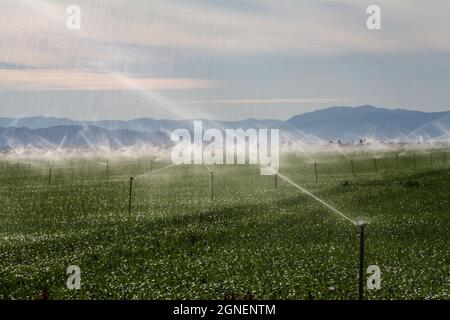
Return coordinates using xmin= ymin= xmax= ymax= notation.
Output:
xmin=287 ymin=105 xmax=450 ymax=141
xmin=0 ymin=105 xmax=449 ymax=148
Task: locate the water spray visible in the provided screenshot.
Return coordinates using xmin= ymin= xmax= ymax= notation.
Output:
xmin=126 ymin=163 xmax=178 ymax=215
xmin=269 ymin=170 xmax=370 ymax=299
xmin=128 ymin=177 xmax=134 ymax=215
xmin=358 ymin=222 xmax=367 ymax=300
xmin=274 ymin=171 xmax=358 ymax=225
xmin=134 ymin=163 xmax=177 ymax=181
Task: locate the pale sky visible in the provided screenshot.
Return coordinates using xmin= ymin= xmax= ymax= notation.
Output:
xmin=0 ymin=0 xmax=449 ymax=120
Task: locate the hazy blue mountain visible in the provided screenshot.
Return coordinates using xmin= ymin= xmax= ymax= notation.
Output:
xmin=1 ymin=106 xmax=450 ymax=145
xmin=0 ymin=117 xmax=286 ymax=131
xmin=0 ymin=126 xmax=170 ymax=149
xmin=287 ymin=105 xmax=450 ymax=141
xmin=0 ymin=116 xmax=78 ymax=129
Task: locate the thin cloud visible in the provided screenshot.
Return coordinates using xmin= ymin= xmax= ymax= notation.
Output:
xmin=186 ymin=98 xmax=350 ymax=105
xmin=0 ymin=0 xmax=449 ymax=120
xmin=0 ymin=69 xmax=219 ymax=91
xmin=1 ymin=0 xmax=449 ymax=69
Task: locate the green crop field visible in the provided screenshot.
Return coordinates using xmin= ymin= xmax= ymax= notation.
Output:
xmin=0 ymin=149 xmax=449 ymax=300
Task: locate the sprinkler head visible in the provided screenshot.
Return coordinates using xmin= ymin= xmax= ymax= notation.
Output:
xmin=357 ymin=220 xmax=367 ymax=230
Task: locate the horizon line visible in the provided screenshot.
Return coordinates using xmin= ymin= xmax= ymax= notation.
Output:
xmin=1 ymin=105 xmax=450 ymax=123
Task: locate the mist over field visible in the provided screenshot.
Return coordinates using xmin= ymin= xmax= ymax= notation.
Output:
xmin=1 ymin=106 xmax=450 ymax=159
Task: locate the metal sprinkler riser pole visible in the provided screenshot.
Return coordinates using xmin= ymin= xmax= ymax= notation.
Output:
xmin=314 ymin=161 xmax=318 ymax=183
xmin=128 ymin=177 xmax=134 ymax=215
xmin=210 ymin=171 xmax=214 ymax=201
xmin=359 ymin=223 xmax=366 ymax=300
xmin=351 ymin=159 xmax=355 ymax=177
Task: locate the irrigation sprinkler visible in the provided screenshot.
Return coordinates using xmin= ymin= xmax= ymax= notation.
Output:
xmin=350 ymin=159 xmax=355 ymax=178
xmin=106 ymin=161 xmax=109 ymax=182
xmin=268 ymin=170 xmax=369 ymax=300
xmin=413 ymin=152 xmax=417 ymax=170
xmin=358 ymin=222 xmax=367 ymax=300
xmin=430 ymin=152 xmax=433 ymax=166
xmin=395 ymin=154 xmax=399 ymax=171
xmin=48 ymin=165 xmax=52 ymax=185
xmin=275 ymin=173 xmax=278 ymax=189
xmin=444 ymin=151 xmax=447 ymax=164
xmin=373 ymin=158 xmax=378 ymax=173
xmin=70 ymin=160 xmax=75 ymax=182
xmin=150 ymin=159 xmax=154 ymax=172
xmin=210 ymin=171 xmax=214 ymax=201
xmin=128 ymin=177 xmax=134 ymax=215
xmin=314 ymin=161 xmax=318 ymax=183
